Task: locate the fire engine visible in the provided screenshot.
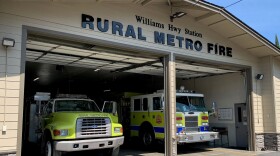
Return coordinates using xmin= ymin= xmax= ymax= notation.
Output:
xmin=28 ymin=93 xmax=123 ymax=156
xmin=130 ymin=89 xmax=218 ymax=146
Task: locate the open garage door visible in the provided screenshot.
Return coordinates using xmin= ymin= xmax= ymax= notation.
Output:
xmin=22 ymin=35 xmax=169 ymax=155
xmin=175 ymin=57 xmax=251 ymax=150
xmin=22 ymin=33 xmax=252 ymax=156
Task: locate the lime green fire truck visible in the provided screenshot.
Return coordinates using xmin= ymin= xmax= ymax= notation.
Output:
xmin=130 ymin=89 xmax=218 ymax=146
xmin=28 ymin=93 xmax=123 ymax=156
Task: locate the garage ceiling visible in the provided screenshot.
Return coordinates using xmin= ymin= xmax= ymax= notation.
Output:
xmin=26 ymin=38 xmax=239 ymax=79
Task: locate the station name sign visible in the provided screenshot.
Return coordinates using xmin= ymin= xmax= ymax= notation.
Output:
xmin=81 ymin=14 xmax=232 ymax=57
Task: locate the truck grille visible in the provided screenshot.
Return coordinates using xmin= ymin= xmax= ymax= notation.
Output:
xmin=76 ymin=117 xmax=111 ymax=138
xmin=185 ymin=116 xmax=199 ymax=132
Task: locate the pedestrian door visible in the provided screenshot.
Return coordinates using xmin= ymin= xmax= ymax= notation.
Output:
xmin=235 ymin=103 xmax=248 ymax=148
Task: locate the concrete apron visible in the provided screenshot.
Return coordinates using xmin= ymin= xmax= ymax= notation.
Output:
xmin=119 ymin=148 xmax=280 ymax=156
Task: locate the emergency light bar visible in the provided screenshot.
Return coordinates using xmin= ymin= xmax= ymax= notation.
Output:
xmin=34 ymin=92 xmax=51 ymax=101
xmin=156 ymin=89 xmax=196 ymax=93
xmin=176 ymin=90 xmax=195 ymax=93
xmin=56 ymin=94 xmax=88 ymax=99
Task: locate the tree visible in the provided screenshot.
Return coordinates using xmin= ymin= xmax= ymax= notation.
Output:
xmin=276 ymin=34 xmax=280 ymax=48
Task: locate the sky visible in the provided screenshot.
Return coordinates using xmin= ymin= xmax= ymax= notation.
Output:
xmin=205 ymin=0 xmax=280 ymax=44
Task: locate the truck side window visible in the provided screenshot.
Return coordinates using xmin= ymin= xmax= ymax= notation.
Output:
xmin=43 ymin=104 xmax=48 ymax=115
xmin=46 ymin=102 xmax=53 ymax=114
xmin=143 ymin=98 xmax=148 ymax=111
xmin=134 ymin=99 xmax=141 ymax=111
xmin=153 ymin=97 xmax=161 ymax=110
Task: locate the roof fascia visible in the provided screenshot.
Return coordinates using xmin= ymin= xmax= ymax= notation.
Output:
xmin=220 ymin=9 xmax=280 ymax=55
xmin=183 ymin=0 xmax=222 ymax=13
xmin=183 ymin=0 xmax=280 ymax=55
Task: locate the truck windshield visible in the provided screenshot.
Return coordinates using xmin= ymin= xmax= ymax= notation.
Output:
xmin=54 ymin=100 xmax=100 ymax=112
xmin=176 ymin=96 xmax=206 ymax=112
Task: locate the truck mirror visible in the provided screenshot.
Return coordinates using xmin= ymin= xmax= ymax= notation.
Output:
xmin=209 ymin=102 xmax=217 ymax=117
xmin=212 ymin=102 xmax=216 ymax=111
xmin=102 ymin=101 xmax=117 ymax=116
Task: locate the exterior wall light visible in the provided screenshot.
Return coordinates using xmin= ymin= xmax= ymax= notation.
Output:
xmin=2 ymin=38 xmax=15 ymax=47
xmin=256 ymin=74 xmax=264 ymax=80
xmin=170 ymin=12 xmax=187 ymax=22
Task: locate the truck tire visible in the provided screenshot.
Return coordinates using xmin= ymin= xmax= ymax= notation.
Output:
xmin=103 ymin=146 xmax=120 ymax=156
xmin=43 ymin=135 xmax=62 ymax=156
xmin=141 ymin=128 xmax=155 ymax=147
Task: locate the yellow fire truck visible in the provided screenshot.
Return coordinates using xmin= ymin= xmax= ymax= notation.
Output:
xmin=129 ymin=89 xmax=218 ymax=146
xmin=28 ymin=93 xmax=123 ymax=156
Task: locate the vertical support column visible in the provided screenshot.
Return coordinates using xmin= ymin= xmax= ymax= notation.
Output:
xmin=17 ymin=27 xmax=27 ymax=156
xmin=163 ymin=54 xmax=177 ymax=156
xmin=246 ymin=68 xmax=255 ymax=151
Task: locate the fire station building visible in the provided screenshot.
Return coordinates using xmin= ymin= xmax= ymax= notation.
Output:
xmin=0 ymin=0 xmax=280 ymax=155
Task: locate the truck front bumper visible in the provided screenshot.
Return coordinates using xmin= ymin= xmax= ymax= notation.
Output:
xmin=54 ymin=136 xmax=124 ymax=152
xmin=177 ymin=132 xmax=219 ymax=143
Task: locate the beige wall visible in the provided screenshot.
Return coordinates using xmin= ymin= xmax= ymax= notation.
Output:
xmin=0 ymin=1 xmax=259 ymax=65
xmin=0 ymin=27 xmax=22 ymax=152
xmin=273 ymin=57 xmax=280 ymax=133
xmin=258 ymin=56 xmax=276 ymax=132
xmin=0 ymin=1 xmax=277 ymax=153
xmin=251 ymin=66 xmax=264 ymax=133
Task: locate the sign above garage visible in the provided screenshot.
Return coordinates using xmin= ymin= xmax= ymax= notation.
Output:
xmin=81 ymin=14 xmax=233 ymax=58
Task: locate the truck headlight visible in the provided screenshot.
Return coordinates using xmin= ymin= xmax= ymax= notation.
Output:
xmin=202 ymin=122 xmax=208 ymax=126
xmin=53 ymin=129 xmax=68 ymax=136
xmin=114 ymin=127 xmax=123 ymax=133
xmin=60 ymin=129 xmax=69 ymax=136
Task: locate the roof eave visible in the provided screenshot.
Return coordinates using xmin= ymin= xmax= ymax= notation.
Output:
xmin=183 ymin=0 xmax=280 ymax=56
xmin=220 ymin=9 xmax=280 ymax=55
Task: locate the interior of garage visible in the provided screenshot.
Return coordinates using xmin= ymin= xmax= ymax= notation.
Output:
xmin=176 ymin=58 xmax=250 ymax=149
xmin=21 ymin=34 xmax=250 ymax=155
xmin=177 ymin=72 xmax=247 ymax=148
xmin=22 ymin=35 xmax=167 ymax=155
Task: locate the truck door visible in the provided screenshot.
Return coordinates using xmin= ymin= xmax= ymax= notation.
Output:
xmin=102 ymin=101 xmax=117 ymax=115
xmin=152 ymin=96 xmax=164 ymax=138
xmin=102 ymin=101 xmax=118 ymax=123
xmin=42 ymin=101 xmax=54 ymax=127
xmin=142 ymin=98 xmax=149 ymax=118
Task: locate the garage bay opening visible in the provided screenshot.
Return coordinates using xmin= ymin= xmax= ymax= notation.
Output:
xmin=21 ymin=32 xmax=252 ymax=156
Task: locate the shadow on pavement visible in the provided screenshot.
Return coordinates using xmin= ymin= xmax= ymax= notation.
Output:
xmin=22 ymin=139 xmax=216 ymax=156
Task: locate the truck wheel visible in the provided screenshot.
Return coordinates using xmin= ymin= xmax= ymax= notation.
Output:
xmin=141 ymin=128 xmax=155 ymax=147
xmin=44 ymin=136 xmax=62 ymax=156
xmin=103 ymin=146 xmax=120 ymax=156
